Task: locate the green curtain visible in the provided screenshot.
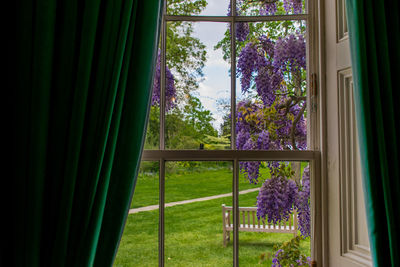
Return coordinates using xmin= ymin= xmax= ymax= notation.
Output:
xmin=10 ymin=0 xmax=163 ymax=266
xmin=345 ymin=1 xmax=400 ymax=266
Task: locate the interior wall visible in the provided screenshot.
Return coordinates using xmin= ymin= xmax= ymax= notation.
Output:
xmin=323 ymin=0 xmax=372 ymax=266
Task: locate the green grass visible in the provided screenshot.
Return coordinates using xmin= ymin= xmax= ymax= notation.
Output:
xmin=116 ymin=192 xmax=310 ymax=266
xmin=117 ymin=163 xmax=311 ymax=266
xmin=131 ymin=163 xmax=272 ymax=209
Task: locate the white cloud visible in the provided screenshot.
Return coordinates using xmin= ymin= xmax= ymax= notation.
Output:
xmin=207 ymin=50 xmax=230 ymax=68
xmin=199 ymin=0 xmax=228 ymax=16
xmin=185 ymin=6 xmax=233 ymax=130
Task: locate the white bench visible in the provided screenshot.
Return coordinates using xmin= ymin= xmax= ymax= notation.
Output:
xmin=222 ymin=204 xmax=298 ymax=246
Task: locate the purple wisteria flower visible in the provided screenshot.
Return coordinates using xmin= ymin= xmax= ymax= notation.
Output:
xmin=257 ymin=174 xmax=298 ymax=224
xmin=152 ymin=51 xmax=176 ymax=110
xmin=237 ymin=42 xmax=261 ymax=92
xmin=260 ymin=2 xmax=277 ymax=15
xmin=259 ymin=35 xmax=275 ymax=59
xmin=272 ymin=249 xmax=284 ymax=267
xmin=255 ymin=66 xmax=283 ymax=106
xmin=227 ymin=2 xmax=249 ymax=42
xmin=274 ymin=34 xmax=306 ymax=71
xmin=274 ymin=102 xmax=307 ymax=150
xmin=236 ymin=22 xmax=250 ymax=42
xmin=295 ymin=165 xmax=311 ymax=237
xmin=283 ymin=0 xmax=304 ymax=14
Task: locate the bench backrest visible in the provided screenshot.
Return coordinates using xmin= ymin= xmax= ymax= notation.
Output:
xmin=222 ymin=204 xmax=297 ymax=234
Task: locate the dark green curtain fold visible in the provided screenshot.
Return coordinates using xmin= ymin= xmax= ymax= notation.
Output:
xmin=345 ymin=1 xmax=400 ymax=266
xmin=11 ymin=0 xmax=163 ymax=266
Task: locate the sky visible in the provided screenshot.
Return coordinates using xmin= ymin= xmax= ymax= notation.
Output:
xmin=191 ymin=1 xmax=231 ymax=130
xmin=172 ymin=0 xmax=247 ymax=131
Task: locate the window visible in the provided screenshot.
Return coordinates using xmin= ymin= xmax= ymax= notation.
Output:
xmin=116 ymin=1 xmax=322 ymax=266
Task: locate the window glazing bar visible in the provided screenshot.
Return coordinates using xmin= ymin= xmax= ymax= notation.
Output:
xmin=164 ymin=14 xmax=308 ymax=22
xmin=233 ymin=158 xmax=239 ymax=267
xmin=159 ymin=4 xmax=166 ymax=266
xmin=142 ymin=150 xmax=318 ymax=161
xmin=160 ymin=3 xmax=166 ymax=150
xmin=230 ymin=2 xmax=237 ymax=152
xmin=230 ymin=1 xmax=239 ymax=265
xmin=159 ymin=159 xmax=165 ymax=267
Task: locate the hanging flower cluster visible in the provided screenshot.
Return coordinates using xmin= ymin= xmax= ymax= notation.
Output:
xmin=258 ymin=0 xmax=304 ymax=16
xmin=257 ymin=173 xmax=298 ymax=224
xmin=151 ymin=50 xmax=177 ymax=111
xmin=230 ymin=1 xmax=310 ymax=237
xmin=227 ymin=3 xmax=250 ymax=42
xmin=294 ymin=165 xmax=311 ymax=237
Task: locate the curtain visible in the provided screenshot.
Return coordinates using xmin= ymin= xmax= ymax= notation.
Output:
xmin=10 ymin=0 xmax=163 ymax=266
xmin=345 ymin=1 xmax=400 ymax=266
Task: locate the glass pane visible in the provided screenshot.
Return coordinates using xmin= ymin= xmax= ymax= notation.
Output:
xmin=115 ymin=161 xmax=159 ymax=266
xmin=233 ymin=21 xmax=308 ymax=151
xmin=166 ymin=21 xmax=231 ymax=150
xmin=165 ymin=161 xmax=233 ymax=266
xmin=167 ymin=0 xmax=229 ymax=16
xmin=237 ymin=0 xmax=306 ymax=16
xmin=146 ymin=35 xmax=161 ymax=150
xmin=144 ymin=106 xmax=160 ymax=150
xmin=166 ymin=1 xmax=306 ymax=16
xmin=238 ymin=161 xmax=311 ymax=266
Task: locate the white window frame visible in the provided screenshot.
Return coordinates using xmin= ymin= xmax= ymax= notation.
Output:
xmin=140 ymin=1 xmax=327 ymax=266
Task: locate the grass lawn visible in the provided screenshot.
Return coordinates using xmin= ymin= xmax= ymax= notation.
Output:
xmin=116 ymin=192 xmax=310 ymax=266
xmin=116 ymin=162 xmax=310 ymax=266
xmin=131 ymin=162 xmax=272 ymax=209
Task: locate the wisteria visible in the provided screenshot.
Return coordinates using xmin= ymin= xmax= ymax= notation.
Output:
xmin=236 ymin=34 xmax=307 ymax=178
xmin=258 ymin=0 xmax=304 ymax=15
xmin=260 ymin=1 xmax=277 ymax=15
xmin=283 ymin=0 xmax=304 ymax=14
xmin=255 ymin=65 xmax=283 ymax=106
xmin=272 ymin=249 xmax=284 ymax=267
xmin=295 ymin=165 xmax=311 ymax=237
xmin=237 ymin=43 xmax=262 ymax=92
xmin=256 ymin=171 xmax=298 ymax=224
xmin=152 ymin=51 xmax=177 ymax=111
xmin=272 ymin=247 xmax=311 ymax=267
xmin=232 ymin=7 xmax=309 ymax=239
xmin=227 ymin=2 xmax=250 ymax=42
xmin=236 ymin=22 xmax=250 ymax=42
xmin=273 ymin=34 xmax=306 ymax=72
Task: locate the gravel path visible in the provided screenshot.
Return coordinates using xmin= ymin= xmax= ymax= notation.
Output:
xmin=128 ymin=187 xmax=260 ymax=214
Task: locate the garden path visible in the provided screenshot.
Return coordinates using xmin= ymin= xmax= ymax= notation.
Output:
xmin=128 ymin=188 xmax=260 ymax=214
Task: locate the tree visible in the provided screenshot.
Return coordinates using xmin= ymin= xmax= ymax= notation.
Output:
xmin=146 ymin=0 xmax=221 ymax=150
xmin=183 ymin=95 xmax=218 ymax=138
xmin=215 ymin=0 xmax=310 ymax=238
xmin=152 ymin=0 xmax=208 ymax=108
xmin=166 ymin=0 xmax=207 ymax=103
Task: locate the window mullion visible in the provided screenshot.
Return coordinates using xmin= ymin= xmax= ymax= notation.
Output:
xmin=160 ymin=5 xmax=166 ymax=151
xmin=230 ymin=1 xmax=239 ymax=266
xmin=230 ymin=0 xmax=237 ymax=152
xmin=233 ymin=158 xmax=239 ymax=267
xmin=159 ymin=158 xmax=165 ymax=267
xmin=159 ymin=4 xmax=167 ymax=267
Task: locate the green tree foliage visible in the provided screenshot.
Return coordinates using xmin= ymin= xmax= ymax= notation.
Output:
xmin=214 ymin=0 xmax=305 ymax=63
xmin=215 ymin=20 xmax=303 ymax=62
xmin=146 ymin=0 xmax=222 ymax=149
xmin=219 ymin=114 xmax=231 ymax=137
xmin=183 ymin=96 xmax=217 ymax=137
xmin=145 ymin=95 xmax=217 ymax=150
xmin=166 ymin=0 xmax=207 ymax=102
xmin=269 ymin=236 xmax=311 ymax=266
xmin=167 ymin=0 xmax=207 ymax=16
